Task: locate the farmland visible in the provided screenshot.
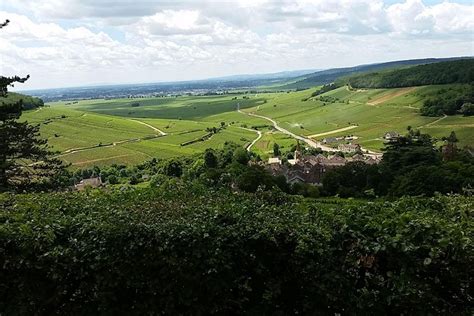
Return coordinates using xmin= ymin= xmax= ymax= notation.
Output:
xmin=21 ymin=84 xmax=474 ymax=167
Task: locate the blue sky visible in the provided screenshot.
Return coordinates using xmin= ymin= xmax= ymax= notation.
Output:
xmin=1 ymin=0 xmax=473 ymax=89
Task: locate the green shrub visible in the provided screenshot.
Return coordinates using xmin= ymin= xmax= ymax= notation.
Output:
xmin=0 ymin=187 xmax=471 ymax=315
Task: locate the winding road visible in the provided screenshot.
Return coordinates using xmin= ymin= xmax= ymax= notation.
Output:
xmin=237 ymin=103 xmax=338 ymax=152
xmin=237 ymin=103 xmax=382 ymax=157
xmin=239 ymin=127 xmax=262 ymax=151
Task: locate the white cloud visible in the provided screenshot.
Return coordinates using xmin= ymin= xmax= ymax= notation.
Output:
xmin=0 ymin=1 xmax=473 ymax=90
xmin=138 ymin=10 xmax=210 ymax=36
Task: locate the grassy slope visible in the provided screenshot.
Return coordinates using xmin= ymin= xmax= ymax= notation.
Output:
xmin=251 ymin=85 xmax=473 ymax=151
xmin=22 ymin=94 xmax=268 ymax=167
xmin=21 ymin=85 xmax=474 ymax=167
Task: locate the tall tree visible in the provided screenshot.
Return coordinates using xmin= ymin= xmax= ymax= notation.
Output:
xmin=273 ymin=143 xmax=281 ymax=157
xmin=0 ymin=19 xmax=64 ymax=191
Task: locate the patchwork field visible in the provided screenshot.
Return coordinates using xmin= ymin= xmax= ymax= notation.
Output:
xmin=22 ymin=84 xmax=474 ymax=167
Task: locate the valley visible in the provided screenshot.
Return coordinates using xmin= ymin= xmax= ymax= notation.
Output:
xmin=22 ymin=83 xmax=474 ymax=167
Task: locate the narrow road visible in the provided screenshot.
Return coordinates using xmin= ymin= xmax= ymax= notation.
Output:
xmin=130 ymin=119 xmax=167 ymax=135
xmin=239 ymin=127 xmax=262 ymax=152
xmin=237 ymin=103 xmax=382 ymax=157
xmin=237 ymin=103 xmax=338 ymax=152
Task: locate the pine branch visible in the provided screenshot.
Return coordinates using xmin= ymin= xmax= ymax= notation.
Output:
xmin=0 ymin=75 xmax=30 ymax=97
xmin=0 ymin=19 xmax=9 ymax=29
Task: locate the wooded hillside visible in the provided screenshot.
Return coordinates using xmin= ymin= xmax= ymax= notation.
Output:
xmin=1 ymin=92 xmax=44 ymax=110
xmin=339 ymin=59 xmax=474 ymax=89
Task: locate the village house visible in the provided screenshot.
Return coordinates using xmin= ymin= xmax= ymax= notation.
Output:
xmin=384 ymin=131 xmax=400 ymax=142
xmin=75 ymin=177 xmax=103 ymax=191
xmin=322 ymin=137 xmax=338 ymax=144
xmin=268 ymin=157 xmax=281 ymax=164
xmin=347 ymin=153 xmax=380 ymax=165
xmin=338 ymin=143 xmax=361 ymax=153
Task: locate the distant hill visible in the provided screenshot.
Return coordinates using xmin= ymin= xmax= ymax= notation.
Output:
xmin=281 ymin=57 xmax=471 ymax=90
xmin=210 ymin=69 xmax=320 ymax=82
xmin=1 ymin=92 xmax=44 ymax=110
xmin=337 ymin=59 xmax=474 ymax=88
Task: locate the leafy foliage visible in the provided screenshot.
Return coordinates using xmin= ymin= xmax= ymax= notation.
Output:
xmin=0 ymin=186 xmax=471 ymax=314
xmin=420 ymin=84 xmax=474 ymax=116
xmin=322 ymin=130 xmax=474 ymax=197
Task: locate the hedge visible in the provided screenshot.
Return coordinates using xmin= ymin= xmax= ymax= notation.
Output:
xmin=0 ymin=184 xmax=472 ymax=315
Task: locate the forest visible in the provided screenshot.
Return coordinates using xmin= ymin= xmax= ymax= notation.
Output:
xmin=420 ymin=84 xmax=474 ymax=116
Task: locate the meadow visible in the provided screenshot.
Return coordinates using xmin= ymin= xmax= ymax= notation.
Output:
xmin=22 ymin=85 xmax=474 ymax=167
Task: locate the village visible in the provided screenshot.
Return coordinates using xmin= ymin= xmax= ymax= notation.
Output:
xmin=263 ymin=131 xmax=401 ymax=186
xmin=73 ymin=131 xmax=400 ymax=190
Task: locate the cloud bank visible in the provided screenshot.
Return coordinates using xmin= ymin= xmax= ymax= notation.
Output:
xmin=1 ymin=0 xmax=473 ymax=89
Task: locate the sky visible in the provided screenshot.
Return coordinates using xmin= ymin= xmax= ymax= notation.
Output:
xmin=1 ymin=0 xmax=473 ymax=90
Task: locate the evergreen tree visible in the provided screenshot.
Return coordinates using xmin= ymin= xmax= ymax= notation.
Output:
xmin=273 ymin=143 xmax=281 ymax=157
xmin=0 ymin=19 xmax=64 ymax=191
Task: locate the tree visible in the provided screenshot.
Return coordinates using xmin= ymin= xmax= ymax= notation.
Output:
xmin=204 ymin=149 xmax=218 ymax=168
xmin=235 ymin=165 xmax=271 ymax=192
xmin=0 ymin=19 xmax=64 ymax=191
xmin=442 ymin=131 xmax=458 ymax=161
xmin=163 ymin=159 xmax=182 ymax=177
xmin=107 ymin=174 xmax=119 ymax=185
xmin=460 ymin=103 xmax=474 ymax=116
xmin=273 ymin=143 xmax=281 ymax=157
xmin=233 ymin=148 xmax=249 ymax=165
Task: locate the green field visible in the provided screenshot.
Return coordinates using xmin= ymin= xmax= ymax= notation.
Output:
xmin=21 ymin=85 xmax=474 ymax=167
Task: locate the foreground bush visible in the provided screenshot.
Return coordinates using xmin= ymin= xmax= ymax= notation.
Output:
xmin=0 ymin=184 xmax=472 ymax=315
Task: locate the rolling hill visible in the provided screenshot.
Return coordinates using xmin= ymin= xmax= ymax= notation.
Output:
xmin=16 ymin=82 xmax=473 ymax=168
xmin=1 ymin=92 xmax=44 ymax=110
xmin=280 ymin=57 xmax=470 ymax=90
xmin=9 ymin=57 xmax=473 ymax=168
xmin=338 ymin=59 xmax=474 ymax=88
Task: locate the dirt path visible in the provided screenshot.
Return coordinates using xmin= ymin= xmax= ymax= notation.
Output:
xmin=419 ymin=114 xmax=448 ymax=128
xmin=239 ymin=127 xmax=262 ymax=152
xmin=367 ymin=87 xmax=418 ymax=105
xmin=308 ymin=125 xmax=358 ymax=138
xmin=130 ymin=119 xmax=167 ymax=135
xmin=55 ymin=134 xmax=162 ymax=158
xmin=71 ymin=154 xmax=133 ymax=166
